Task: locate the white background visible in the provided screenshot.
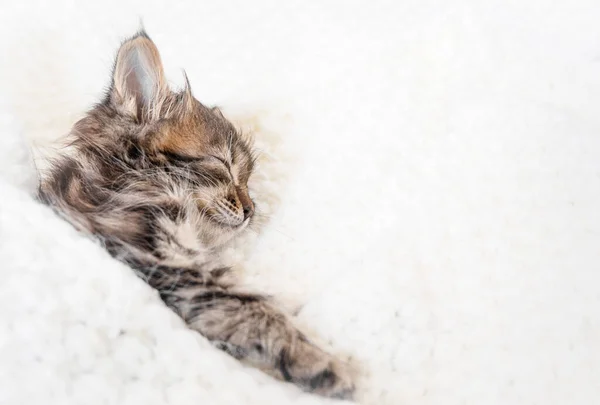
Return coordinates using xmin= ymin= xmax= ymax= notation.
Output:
xmin=1 ymin=1 xmax=600 ymax=404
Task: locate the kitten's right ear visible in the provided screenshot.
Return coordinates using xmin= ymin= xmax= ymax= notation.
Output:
xmin=108 ymin=31 xmax=169 ymax=122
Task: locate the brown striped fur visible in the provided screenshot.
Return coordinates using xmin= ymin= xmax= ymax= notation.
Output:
xmin=37 ymin=31 xmax=354 ymax=399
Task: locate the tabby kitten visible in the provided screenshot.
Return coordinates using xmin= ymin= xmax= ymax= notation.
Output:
xmin=37 ymin=31 xmax=354 ymax=399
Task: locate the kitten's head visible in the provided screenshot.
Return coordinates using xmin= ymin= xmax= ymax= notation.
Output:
xmin=70 ymin=31 xmax=255 ymax=247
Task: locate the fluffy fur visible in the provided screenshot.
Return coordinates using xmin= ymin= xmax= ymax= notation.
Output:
xmin=37 ymin=31 xmax=354 ymax=399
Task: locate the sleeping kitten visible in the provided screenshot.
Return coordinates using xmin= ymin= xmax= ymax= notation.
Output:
xmin=37 ymin=31 xmax=354 ymax=399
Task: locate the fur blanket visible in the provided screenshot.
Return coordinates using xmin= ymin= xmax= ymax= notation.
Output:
xmin=1 ymin=1 xmax=600 ymax=404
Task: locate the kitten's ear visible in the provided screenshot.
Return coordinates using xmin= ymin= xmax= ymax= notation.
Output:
xmin=109 ymin=31 xmax=168 ymax=121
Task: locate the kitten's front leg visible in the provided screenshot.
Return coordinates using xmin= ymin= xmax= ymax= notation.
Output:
xmin=167 ymin=286 xmax=355 ymax=399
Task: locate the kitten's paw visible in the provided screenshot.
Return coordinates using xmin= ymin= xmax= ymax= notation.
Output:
xmin=307 ymin=357 xmax=355 ymax=400
xmin=280 ymin=343 xmax=355 ymax=400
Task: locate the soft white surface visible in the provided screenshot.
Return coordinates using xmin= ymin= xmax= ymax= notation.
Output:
xmin=1 ymin=1 xmax=600 ymax=404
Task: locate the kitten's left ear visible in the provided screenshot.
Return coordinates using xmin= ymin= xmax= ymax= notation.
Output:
xmin=109 ymin=31 xmax=169 ymax=121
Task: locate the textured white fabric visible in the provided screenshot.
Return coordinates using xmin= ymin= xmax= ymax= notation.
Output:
xmin=1 ymin=1 xmax=600 ymax=404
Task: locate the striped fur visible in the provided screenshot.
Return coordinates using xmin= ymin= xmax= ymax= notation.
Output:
xmin=37 ymin=31 xmax=354 ymax=399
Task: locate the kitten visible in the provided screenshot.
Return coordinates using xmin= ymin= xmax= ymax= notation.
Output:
xmin=37 ymin=31 xmax=354 ymax=399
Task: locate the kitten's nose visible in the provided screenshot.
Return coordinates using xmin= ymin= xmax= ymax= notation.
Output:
xmin=242 ymin=200 xmax=254 ymax=220
xmin=236 ymin=186 xmax=254 ymax=220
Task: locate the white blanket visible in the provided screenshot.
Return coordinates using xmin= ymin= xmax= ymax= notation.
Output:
xmin=1 ymin=1 xmax=600 ymax=404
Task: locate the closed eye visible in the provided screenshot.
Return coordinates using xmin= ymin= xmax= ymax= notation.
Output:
xmin=162 ymin=151 xmax=205 ymax=163
xmin=210 ymin=155 xmax=231 ymax=168
xmin=162 ymin=151 xmax=232 ymax=171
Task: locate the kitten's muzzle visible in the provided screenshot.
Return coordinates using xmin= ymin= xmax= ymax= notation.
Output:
xmin=211 ymin=187 xmax=254 ymax=228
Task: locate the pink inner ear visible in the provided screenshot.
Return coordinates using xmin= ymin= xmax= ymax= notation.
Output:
xmin=112 ymin=35 xmax=167 ymax=117
xmin=120 ymin=47 xmax=159 ymax=105
xmin=123 ymin=50 xmax=146 ymax=103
